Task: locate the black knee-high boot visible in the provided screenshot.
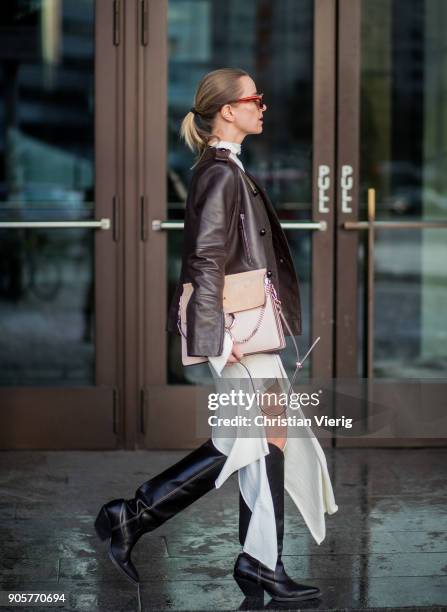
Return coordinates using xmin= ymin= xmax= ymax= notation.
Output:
xmin=234 ymin=443 xmax=321 ymax=602
xmin=94 ymin=438 xmax=226 ymax=584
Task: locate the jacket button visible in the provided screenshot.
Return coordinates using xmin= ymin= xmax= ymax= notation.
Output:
xmin=259 ymin=228 xmax=266 ymax=236
xmin=279 ymin=257 xmax=284 ymax=264
xmin=267 ymin=270 xmax=273 ymax=278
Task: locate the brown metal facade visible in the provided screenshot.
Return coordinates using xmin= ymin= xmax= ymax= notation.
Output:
xmin=2 ymin=0 xmax=444 ymax=449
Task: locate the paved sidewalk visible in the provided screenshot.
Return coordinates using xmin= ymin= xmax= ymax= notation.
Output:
xmin=1 ymin=447 xmax=446 ymax=611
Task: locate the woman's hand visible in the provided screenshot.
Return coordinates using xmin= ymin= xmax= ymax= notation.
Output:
xmin=225 ymin=342 xmax=244 ymax=365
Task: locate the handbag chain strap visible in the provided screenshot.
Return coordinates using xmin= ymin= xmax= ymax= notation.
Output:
xmin=224 ymin=275 xmax=272 ymax=343
xmin=236 ymin=290 xmax=321 ymax=417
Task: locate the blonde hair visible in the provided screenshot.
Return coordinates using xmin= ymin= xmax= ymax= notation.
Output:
xmin=180 ymin=67 xmax=248 ymax=168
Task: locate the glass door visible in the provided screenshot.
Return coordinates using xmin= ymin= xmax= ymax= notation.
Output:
xmin=141 ymin=0 xmax=337 ymax=448
xmin=335 ymin=0 xmax=447 ymax=445
xmin=0 ymin=1 xmax=120 ymax=448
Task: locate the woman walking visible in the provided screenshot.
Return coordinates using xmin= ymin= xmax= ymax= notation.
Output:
xmin=95 ymin=67 xmax=337 ymax=604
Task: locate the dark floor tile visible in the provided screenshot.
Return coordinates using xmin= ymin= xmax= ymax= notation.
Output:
xmin=160 ymin=530 xmax=439 ymax=559
xmin=52 ymin=576 xmax=447 ymax=610
xmin=61 ymin=552 xmax=447 ymax=583
xmin=1 ymin=448 xmax=446 ymax=610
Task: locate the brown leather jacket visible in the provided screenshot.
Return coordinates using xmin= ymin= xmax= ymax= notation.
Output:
xmin=166 ymin=146 xmax=302 ymax=357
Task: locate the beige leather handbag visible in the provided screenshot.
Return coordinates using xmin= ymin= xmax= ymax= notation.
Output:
xmin=177 ymin=266 xmax=321 ymax=415
xmin=177 ymin=268 xmax=285 ymax=366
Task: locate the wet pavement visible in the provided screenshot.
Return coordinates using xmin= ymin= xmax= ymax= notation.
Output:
xmin=0 ymin=447 xmax=446 ymax=611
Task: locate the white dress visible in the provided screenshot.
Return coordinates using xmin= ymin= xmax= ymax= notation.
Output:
xmin=206 ymin=140 xmax=338 ymax=572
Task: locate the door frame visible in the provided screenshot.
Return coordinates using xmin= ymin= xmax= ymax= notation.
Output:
xmin=0 ymin=0 xmax=121 ymax=449
xmin=139 ymin=0 xmax=338 ymax=449
xmin=334 ymin=0 xmax=447 ymax=448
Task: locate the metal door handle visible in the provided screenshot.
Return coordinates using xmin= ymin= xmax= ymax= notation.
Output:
xmin=152 ymin=219 xmax=327 ymax=231
xmin=0 ymin=219 xmax=111 ymax=230
xmin=342 ymin=189 xmax=376 ymax=379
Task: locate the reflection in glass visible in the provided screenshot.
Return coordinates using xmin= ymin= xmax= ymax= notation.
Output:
xmin=167 ymin=0 xmax=314 ymax=384
xmin=373 ymin=229 xmax=447 ymax=378
xmin=360 ymin=0 xmax=447 ymax=221
xmin=360 ymin=0 xmax=447 ymax=377
xmin=0 ymin=1 xmax=95 ymax=385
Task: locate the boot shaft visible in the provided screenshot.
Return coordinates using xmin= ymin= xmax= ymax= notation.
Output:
xmin=239 ymin=442 xmax=285 ymax=559
xmin=135 ymin=438 xmax=226 ymax=529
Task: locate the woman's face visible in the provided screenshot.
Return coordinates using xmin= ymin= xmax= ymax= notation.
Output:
xmin=223 ymin=75 xmax=267 ymax=137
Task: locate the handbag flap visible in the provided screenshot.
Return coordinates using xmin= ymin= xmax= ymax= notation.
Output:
xmin=222 ymin=268 xmax=266 ymax=312
xmin=180 ymin=268 xmax=266 ymax=319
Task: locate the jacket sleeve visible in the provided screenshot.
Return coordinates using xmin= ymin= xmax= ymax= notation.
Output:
xmin=185 ymin=163 xmax=238 ymax=357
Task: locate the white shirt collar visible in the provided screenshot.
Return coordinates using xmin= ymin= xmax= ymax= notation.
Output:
xmin=209 ymin=139 xmax=242 ymax=157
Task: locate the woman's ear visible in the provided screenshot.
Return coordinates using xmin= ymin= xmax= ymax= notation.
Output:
xmin=220 ymin=103 xmax=235 ymax=123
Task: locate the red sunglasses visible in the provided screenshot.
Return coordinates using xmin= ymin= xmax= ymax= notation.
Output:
xmin=230 ymin=93 xmax=265 ymax=110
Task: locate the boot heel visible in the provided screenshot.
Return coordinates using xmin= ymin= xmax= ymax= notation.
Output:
xmin=94 ymin=506 xmax=112 ymax=541
xmin=234 ymin=575 xmax=264 ymax=598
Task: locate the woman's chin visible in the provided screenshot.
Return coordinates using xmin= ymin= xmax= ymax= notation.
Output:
xmin=247 ymin=125 xmax=263 ymax=136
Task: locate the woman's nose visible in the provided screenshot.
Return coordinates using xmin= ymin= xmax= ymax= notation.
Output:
xmin=261 ymin=103 xmax=267 ymax=112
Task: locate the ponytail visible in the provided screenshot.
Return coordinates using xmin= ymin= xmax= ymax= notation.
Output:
xmin=179 ymin=111 xmax=212 ymax=168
